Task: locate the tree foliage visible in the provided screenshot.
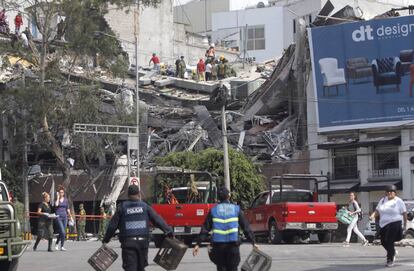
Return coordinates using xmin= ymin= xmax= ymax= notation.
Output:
xmin=156 ymin=148 xmax=265 ymax=206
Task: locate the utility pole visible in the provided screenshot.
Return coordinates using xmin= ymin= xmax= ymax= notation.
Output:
xmin=220 ymin=83 xmax=231 ymax=191
xmin=294 ymin=18 xmax=307 ymax=149
xmin=134 ymin=0 xmax=141 ymax=186
xmin=243 ymin=24 xmax=248 ymax=69
xmin=22 ymin=71 xmax=31 ymax=239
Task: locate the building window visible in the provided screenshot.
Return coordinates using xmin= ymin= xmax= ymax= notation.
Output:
xmin=246 ymin=25 xmax=265 ymax=51
xmin=333 ymin=148 xmax=358 ymax=180
xmin=372 ymin=145 xmax=399 ymax=177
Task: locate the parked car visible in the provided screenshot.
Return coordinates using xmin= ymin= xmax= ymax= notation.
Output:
xmin=244 ymin=175 xmax=338 ymax=244
xmin=363 ymin=200 xmax=414 ymax=242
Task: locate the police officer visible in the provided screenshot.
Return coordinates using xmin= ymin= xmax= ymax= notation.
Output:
xmin=193 ymin=186 xmax=258 ymax=271
xmin=103 ymin=185 xmax=173 ymax=271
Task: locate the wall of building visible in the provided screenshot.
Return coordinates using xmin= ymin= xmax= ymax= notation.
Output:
xmin=173 ymin=23 xmax=238 ymax=66
xmin=173 ymin=0 xmax=230 ymax=34
xmin=281 ymin=0 xmax=320 ymax=49
xmin=307 ymin=76 xmax=414 ymax=222
xmin=106 ymin=4 xmax=237 ymax=69
xmin=105 ymin=2 xmax=175 ymax=68
xmin=212 ymin=6 xmax=284 ymax=62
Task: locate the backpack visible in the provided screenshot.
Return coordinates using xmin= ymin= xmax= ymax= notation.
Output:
xmin=353 ymin=201 xmax=363 ymax=221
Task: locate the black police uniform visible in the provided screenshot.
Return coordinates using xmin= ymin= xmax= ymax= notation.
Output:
xmin=196 ymin=199 xmax=256 ymax=271
xmin=103 ymin=200 xmax=172 ymax=271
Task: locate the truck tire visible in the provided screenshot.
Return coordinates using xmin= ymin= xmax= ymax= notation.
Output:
xmin=183 ymin=237 xmax=193 ymax=247
xmin=268 ymin=221 xmax=282 ymax=244
xmin=317 ymin=231 xmax=331 ymax=243
xmin=0 ymin=259 xmax=19 ymax=271
xmin=153 ymin=235 xmax=164 ymax=248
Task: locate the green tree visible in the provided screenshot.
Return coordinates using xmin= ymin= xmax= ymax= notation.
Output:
xmin=156 ymin=148 xmax=264 ymax=206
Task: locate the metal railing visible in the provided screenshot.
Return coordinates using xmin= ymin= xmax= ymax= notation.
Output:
xmin=369 ymin=168 xmax=400 ymax=178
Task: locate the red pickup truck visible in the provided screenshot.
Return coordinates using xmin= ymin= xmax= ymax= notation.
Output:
xmin=244 ymin=174 xmax=338 ymax=244
xmin=150 ymin=169 xmax=217 ymax=247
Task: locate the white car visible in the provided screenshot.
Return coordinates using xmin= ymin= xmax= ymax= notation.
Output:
xmin=363 ymin=200 xmax=414 ymax=242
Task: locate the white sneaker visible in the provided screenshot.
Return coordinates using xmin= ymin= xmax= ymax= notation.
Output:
xmin=55 ymin=244 xmax=59 ymax=251
xmin=60 ymin=247 xmax=67 ymax=251
xmin=362 ymin=240 xmax=369 ymax=246
xmin=342 ymin=241 xmax=350 ymax=247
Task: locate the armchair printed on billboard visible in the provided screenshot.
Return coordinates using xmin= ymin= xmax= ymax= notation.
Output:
xmin=308 ymin=15 xmax=414 ymax=132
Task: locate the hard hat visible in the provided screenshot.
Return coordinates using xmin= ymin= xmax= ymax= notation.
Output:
xmin=210 ymin=43 xmax=215 ymax=47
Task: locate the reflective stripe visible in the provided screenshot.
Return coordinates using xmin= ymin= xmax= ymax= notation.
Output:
xmin=212 ymin=228 xmax=239 ymax=235
xmin=212 ymin=217 xmax=239 ymax=223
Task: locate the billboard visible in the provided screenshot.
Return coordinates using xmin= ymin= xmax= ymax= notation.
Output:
xmin=308 ymin=15 xmax=414 ymax=132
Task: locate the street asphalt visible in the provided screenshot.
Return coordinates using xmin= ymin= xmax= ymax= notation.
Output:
xmin=19 ymin=239 xmax=414 ymax=271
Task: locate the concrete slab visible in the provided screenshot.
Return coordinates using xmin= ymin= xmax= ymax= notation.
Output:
xmin=173 ymin=78 xmax=220 ymax=94
xmin=139 ymin=77 xmax=152 ymax=85
xmin=230 ymin=78 xmax=265 ymax=99
xmin=154 ymin=77 xmax=175 ymax=87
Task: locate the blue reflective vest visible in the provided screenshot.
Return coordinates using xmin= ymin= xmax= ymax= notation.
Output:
xmin=211 ymin=203 xmax=240 ymax=243
xmin=119 ymin=201 xmax=150 ymax=237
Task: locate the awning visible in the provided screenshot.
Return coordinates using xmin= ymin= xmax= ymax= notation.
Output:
xmin=319 ymin=181 xmax=360 ymax=194
xmin=317 ymin=139 xmax=358 ymax=150
xmin=357 ymin=136 xmax=401 ymax=147
xmin=359 ymin=180 xmax=402 ymax=192
xmin=317 ymin=136 xmax=401 ymax=150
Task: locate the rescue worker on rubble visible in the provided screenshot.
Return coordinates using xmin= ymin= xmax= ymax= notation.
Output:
xmin=217 ymin=56 xmax=228 ymax=80
xmin=103 ymin=185 xmax=173 ymax=271
xmin=193 ymin=186 xmax=258 ymax=271
xmin=178 ymin=55 xmax=186 ymax=79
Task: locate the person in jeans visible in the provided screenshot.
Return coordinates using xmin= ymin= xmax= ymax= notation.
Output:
xmin=55 ymin=186 xmax=73 ymax=251
xmin=370 ymin=185 xmax=407 ymax=267
xmin=343 ymin=192 xmax=369 ymax=247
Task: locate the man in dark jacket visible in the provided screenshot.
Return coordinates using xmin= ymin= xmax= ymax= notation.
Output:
xmin=103 ymin=185 xmax=173 ymax=271
xmin=193 ymin=186 xmax=258 ymax=271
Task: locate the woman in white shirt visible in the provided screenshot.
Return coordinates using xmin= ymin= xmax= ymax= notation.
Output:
xmin=343 ymin=192 xmax=368 ymax=247
xmin=370 ymin=185 xmax=407 ymax=267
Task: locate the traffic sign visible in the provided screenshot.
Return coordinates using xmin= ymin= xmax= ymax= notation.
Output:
xmin=129 ymin=177 xmax=140 ymax=186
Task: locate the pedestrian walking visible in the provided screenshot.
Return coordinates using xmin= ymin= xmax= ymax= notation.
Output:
xmin=197 ymin=58 xmax=205 ymax=81
xmin=14 ymin=12 xmax=23 ymax=35
xmin=149 ymin=53 xmax=160 ymax=71
xmin=77 ymin=203 xmax=87 ymax=241
xmin=370 ymin=185 xmax=407 ymax=267
xmin=193 ymin=186 xmax=258 ymax=271
xmin=33 ymin=192 xmax=54 ymax=252
xmin=55 ymin=186 xmax=73 ymax=251
xmin=343 ymin=192 xmax=368 ymax=247
xmin=98 ymin=206 xmax=109 ymax=241
xmin=102 ymin=185 xmax=173 ymax=271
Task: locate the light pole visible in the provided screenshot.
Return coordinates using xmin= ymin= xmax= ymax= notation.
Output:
xmin=134 ymin=0 xmax=140 ymax=183
xmin=92 ymin=28 xmax=141 ymax=185
xmin=219 ymin=82 xmax=231 ymax=192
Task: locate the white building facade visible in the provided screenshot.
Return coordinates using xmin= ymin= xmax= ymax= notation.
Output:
xmin=211 ymin=0 xmax=320 ymax=62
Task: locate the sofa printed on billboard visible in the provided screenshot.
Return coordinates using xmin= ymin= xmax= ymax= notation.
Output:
xmin=308 ymin=15 xmax=414 ymax=132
